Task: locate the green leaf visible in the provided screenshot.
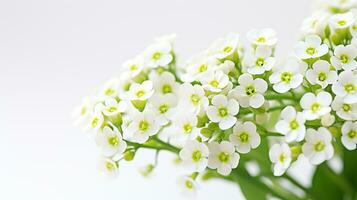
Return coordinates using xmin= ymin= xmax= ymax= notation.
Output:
xmin=238 ymin=173 xmax=267 ymax=200
xmin=343 ymin=148 xmax=357 ymax=192
xmin=310 ymin=164 xmax=343 ymax=200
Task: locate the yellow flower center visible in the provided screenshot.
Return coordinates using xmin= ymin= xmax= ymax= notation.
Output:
xmin=139 ymin=120 xmax=150 ymax=132
xmin=306 ymin=47 xmax=317 ymax=55
xmin=314 ymin=141 xmax=325 ymax=151
xmin=218 ymin=152 xmax=230 ymax=163
xmin=191 ymin=150 xmax=202 ymax=162
xmin=344 ymin=83 xmax=356 ymax=93
xmin=280 ymin=72 xmax=292 ymax=83
xmin=218 ymin=107 xmax=228 ymax=117
xmin=311 ymin=103 xmax=320 ymax=113
xmin=152 ymin=52 xmax=162 ymax=61
xmin=290 ymin=119 xmax=299 ymax=130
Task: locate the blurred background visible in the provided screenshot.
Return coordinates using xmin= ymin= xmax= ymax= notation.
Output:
xmin=0 ymin=0 xmax=313 ymax=199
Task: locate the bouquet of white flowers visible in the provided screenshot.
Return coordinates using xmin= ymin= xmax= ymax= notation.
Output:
xmin=74 ymin=0 xmax=357 ymax=199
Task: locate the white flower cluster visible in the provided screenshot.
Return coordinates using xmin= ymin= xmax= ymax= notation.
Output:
xmin=74 ymin=1 xmax=357 ymax=196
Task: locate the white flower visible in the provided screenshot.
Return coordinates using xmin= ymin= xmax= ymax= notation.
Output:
xmin=199 ymin=70 xmax=229 ymax=93
xmin=125 ymin=110 xmax=160 ymax=143
xmin=269 ymin=143 xmax=291 ymax=176
xmin=73 ymin=97 xmax=93 ymax=125
xmin=97 ymin=156 xmax=119 ymax=177
xmin=122 ymin=56 xmax=145 ymax=78
xmin=208 ymin=141 xmax=240 ymax=176
xmin=178 ymin=176 xmax=198 ymax=198
xmin=301 ymin=11 xmax=330 ymax=35
xmin=148 ymin=94 xmax=177 ymax=125
xmin=341 ymin=121 xmax=357 ymax=150
xmin=230 ymin=73 xmax=267 ymax=108
xmin=229 ymin=121 xmax=261 ymax=153
xmin=275 ymin=106 xmax=306 ymax=143
xmin=269 ymin=58 xmax=307 ymax=93
xmin=332 ymin=96 xmax=357 ymax=120
xmin=300 ymin=91 xmax=332 ymax=120
xmin=98 ymin=79 xmax=120 ymax=101
xmin=302 ymin=127 xmax=334 ymax=165
xmin=144 ymin=41 xmax=173 ymax=68
xmin=183 ymin=54 xmax=217 ymax=82
xmin=206 ymin=95 xmax=239 ymax=130
xmin=218 ymin=60 xmax=236 ymax=74
xmin=96 ymin=98 xmax=127 ymax=117
xmin=331 ymin=45 xmax=357 ymax=71
xmin=86 ymin=108 xmax=104 ymax=131
xmin=294 ymin=35 xmax=328 ymax=59
xmin=247 ymin=28 xmax=277 ymax=46
xmin=168 ymin=113 xmax=200 ymax=141
xmin=179 ymin=83 xmax=209 ymax=114
xmin=244 ymin=46 xmax=275 ymax=75
xmin=208 ymin=33 xmax=239 ymax=59
xmin=96 ymin=126 xmax=127 ymax=157
xmin=326 ymin=0 xmax=357 ymax=10
xmin=151 ymin=71 xmax=179 ymax=95
xmin=332 ymin=70 xmax=357 ymax=104
xmin=306 ymin=60 xmax=338 ymax=89
xmin=329 ymin=12 xmax=354 ymax=30
xmin=179 ymin=140 xmax=209 ymax=172
xmin=127 ymin=80 xmax=154 ymax=101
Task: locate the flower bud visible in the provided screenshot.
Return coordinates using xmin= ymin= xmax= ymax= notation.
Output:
xmin=321 ymin=114 xmax=335 ymax=127
xmin=123 ymin=150 xmax=135 ymax=161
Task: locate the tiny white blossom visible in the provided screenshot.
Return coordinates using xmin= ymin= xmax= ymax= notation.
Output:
xmin=125 ymin=110 xmax=160 ymax=143
xmin=247 ymin=28 xmax=277 ymax=46
xmin=306 ymin=60 xmax=338 ymax=89
xmin=208 ymin=141 xmax=240 ymax=176
xmin=332 ymin=96 xmax=357 ymax=120
xmin=183 ymin=54 xmax=217 ymax=82
xmin=302 ymin=127 xmax=334 ymax=165
xmin=229 ymin=121 xmax=261 ymax=153
xmin=148 ymin=94 xmax=177 ymax=125
xmin=179 ymin=83 xmax=209 ymax=114
xmin=97 ymin=156 xmax=119 ymax=177
xmin=331 ymin=45 xmax=357 ymax=71
xmin=98 ymin=79 xmax=120 ymax=101
xmin=269 ymin=143 xmax=291 ymax=176
xmin=199 ymin=70 xmax=229 ymax=93
xmin=294 ymin=34 xmax=328 ymax=59
xmin=275 ymin=106 xmax=306 ymax=143
xmin=300 ymin=91 xmax=332 ymax=120
xmin=208 ymin=33 xmax=239 ymax=59
xmin=305 ymin=65 xmax=331 ymax=89
xmin=332 ymin=70 xmax=357 ymax=103
xmin=269 ymin=58 xmax=307 ymax=93
xmin=96 ymin=98 xmax=127 ymax=117
xmin=179 ymin=140 xmax=209 ymax=172
xmin=73 ymin=97 xmax=94 ymax=125
xmin=206 ymin=94 xmax=239 ymax=130
xmin=326 ymin=0 xmax=357 ymax=10
xmin=122 ymin=56 xmax=145 ymax=78
xmin=168 ymin=113 xmax=200 ymax=141
xmin=301 ymin=11 xmax=330 ymax=35
xmin=96 ymin=126 xmax=127 ymax=157
xmin=244 ymin=46 xmax=275 ymax=75
xmin=151 ymin=71 xmax=179 ymax=95
xmin=329 ymin=12 xmax=354 ymax=30
xmin=178 ymin=176 xmax=198 ymax=199
xmin=127 ymin=80 xmax=154 ymax=101
xmin=86 ymin=108 xmax=104 ymax=131
xmin=230 ymin=73 xmax=267 ymax=108
xmin=144 ymin=42 xmax=173 ymax=68
xmin=341 ymin=121 xmax=357 ymax=150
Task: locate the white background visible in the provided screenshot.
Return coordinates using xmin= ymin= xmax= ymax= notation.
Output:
xmin=0 ymin=0 xmax=313 ymax=199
